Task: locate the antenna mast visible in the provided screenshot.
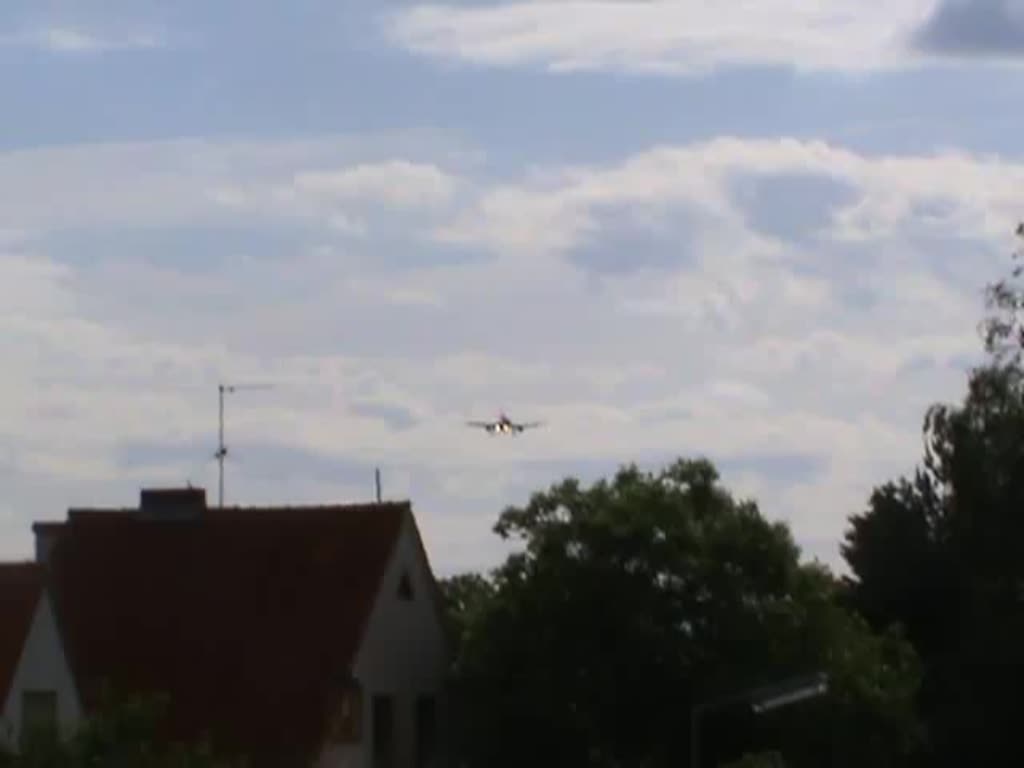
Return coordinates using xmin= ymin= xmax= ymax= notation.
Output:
xmin=216 ymin=382 xmax=272 ymax=508
xmin=375 ymin=468 xmax=382 ymax=503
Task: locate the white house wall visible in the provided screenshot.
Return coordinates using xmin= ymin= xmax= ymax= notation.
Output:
xmin=0 ymin=594 xmax=82 ymax=750
xmin=317 ymin=511 xmax=449 ymax=768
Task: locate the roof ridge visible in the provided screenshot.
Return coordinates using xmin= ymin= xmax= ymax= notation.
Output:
xmin=213 ymin=499 xmax=411 ymax=509
xmin=62 ymin=499 xmax=412 ymax=513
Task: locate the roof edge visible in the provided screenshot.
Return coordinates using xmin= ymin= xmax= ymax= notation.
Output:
xmin=0 ymin=563 xmax=47 ymax=705
xmin=345 ymin=505 xmax=412 ymax=678
xmin=404 ymin=507 xmax=455 ymax=661
xmin=348 ymin=504 xmax=453 ymax=671
xmin=32 ymin=521 xmax=66 ymax=532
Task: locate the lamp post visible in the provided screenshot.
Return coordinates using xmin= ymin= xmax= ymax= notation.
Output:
xmin=690 ymin=672 xmax=828 ymax=768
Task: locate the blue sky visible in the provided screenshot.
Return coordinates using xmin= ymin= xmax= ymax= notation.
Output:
xmin=2 ymin=0 xmax=1024 ymax=574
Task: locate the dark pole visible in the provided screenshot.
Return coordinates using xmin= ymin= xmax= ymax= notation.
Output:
xmin=217 ymin=384 xmax=226 ymax=509
xmin=375 ymin=468 xmax=382 ymax=502
xmin=690 ymin=704 xmax=702 ymax=768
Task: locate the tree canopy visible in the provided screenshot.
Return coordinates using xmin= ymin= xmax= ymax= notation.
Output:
xmin=444 ymin=458 xmax=921 ymax=768
xmin=842 ymin=223 xmax=1024 ymax=766
xmin=981 ymin=223 xmax=1024 ymax=363
xmin=843 ymin=363 xmax=1024 ymax=765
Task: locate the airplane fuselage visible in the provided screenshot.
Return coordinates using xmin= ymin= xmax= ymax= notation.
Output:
xmin=468 ymin=412 xmax=539 ymax=435
xmin=487 ymin=419 xmax=522 ymax=434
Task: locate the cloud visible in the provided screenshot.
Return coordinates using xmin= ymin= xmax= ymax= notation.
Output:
xmin=2 ymin=133 xmax=1022 ymax=574
xmin=385 ymin=0 xmax=939 ymax=75
xmin=913 ymin=0 xmax=1024 ymax=57
xmin=3 ymin=26 xmax=166 ymax=53
xmin=566 ymin=203 xmax=702 ymax=275
xmin=0 ymin=132 xmax=466 ymax=234
xmin=287 ymin=160 xmax=460 ymax=209
xmin=350 ymin=401 xmax=421 ymax=431
xmin=432 ymin=138 xmax=1022 ymax=310
xmin=113 ymin=438 xmax=383 ymax=492
xmin=729 ymin=171 xmax=861 ymax=243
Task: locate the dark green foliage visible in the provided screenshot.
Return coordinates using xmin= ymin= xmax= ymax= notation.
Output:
xmin=980 ymin=224 xmax=1024 ymax=363
xmin=437 ymin=572 xmax=495 ymax=660
xmin=843 ymin=224 xmax=1024 ymax=766
xmin=720 ymin=752 xmax=788 ymax=768
xmin=4 ymin=691 xmax=243 ymax=768
xmin=448 ymin=458 xmax=920 ymax=768
xmin=843 ymin=362 xmax=1024 ymax=765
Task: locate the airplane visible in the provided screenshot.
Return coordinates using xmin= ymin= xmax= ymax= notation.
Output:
xmin=466 ymin=412 xmax=544 ymax=435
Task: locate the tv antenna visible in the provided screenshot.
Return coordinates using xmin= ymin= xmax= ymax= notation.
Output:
xmin=216 ymin=382 xmax=273 ymax=508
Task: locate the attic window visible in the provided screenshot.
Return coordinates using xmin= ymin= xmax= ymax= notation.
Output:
xmin=398 ymin=569 xmax=414 ymax=601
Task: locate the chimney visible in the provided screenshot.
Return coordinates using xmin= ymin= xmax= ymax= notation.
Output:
xmin=138 ymin=487 xmax=207 ymax=521
xmin=32 ymin=523 xmax=62 ymax=565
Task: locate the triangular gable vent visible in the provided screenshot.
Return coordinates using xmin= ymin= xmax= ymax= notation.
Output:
xmin=398 ymin=569 xmax=414 ymax=600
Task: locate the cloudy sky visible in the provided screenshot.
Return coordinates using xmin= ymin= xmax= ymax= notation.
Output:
xmin=2 ymin=0 xmax=1023 ymax=576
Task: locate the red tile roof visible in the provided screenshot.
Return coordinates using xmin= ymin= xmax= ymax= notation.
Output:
xmin=0 ymin=563 xmax=45 ymax=706
xmin=38 ymin=498 xmax=411 ymax=767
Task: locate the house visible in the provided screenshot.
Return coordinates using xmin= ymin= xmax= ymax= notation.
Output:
xmin=0 ymin=562 xmax=82 ymax=752
xmin=31 ymin=487 xmax=451 ymax=768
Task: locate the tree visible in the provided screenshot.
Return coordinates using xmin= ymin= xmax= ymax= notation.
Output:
xmin=843 ymin=223 xmax=1024 ymax=766
xmin=980 ymin=223 xmax=1024 ymax=362
xmin=843 ymin=362 xmax=1024 ymax=766
xmin=438 ymin=572 xmax=495 ymax=660
xmin=3 ymin=691 xmax=241 ymax=768
xmin=450 ymin=458 xmax=921 ymax=768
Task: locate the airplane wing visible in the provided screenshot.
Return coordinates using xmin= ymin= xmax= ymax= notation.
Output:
xmin=517 ymin=421 xmax=544 ymax=430
xmin=466 ymin=421 xmax=493 ymax=428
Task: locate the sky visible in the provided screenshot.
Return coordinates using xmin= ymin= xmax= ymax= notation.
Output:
xmin=1 ymin=0 xmax=1023 ymax=576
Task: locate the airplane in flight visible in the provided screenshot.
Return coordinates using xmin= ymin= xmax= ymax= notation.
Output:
xmin=466 ymin=412 xmax=544 ymax=435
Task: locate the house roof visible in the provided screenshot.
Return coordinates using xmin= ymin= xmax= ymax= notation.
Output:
xmin=0 ymin=563 xmax=45 ymax=707
xmin=38 ymin=497 xmax=410 ymax=766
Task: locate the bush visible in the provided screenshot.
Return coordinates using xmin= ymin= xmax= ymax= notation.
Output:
xmin=5 ymin=690 xmax=242 ymax=768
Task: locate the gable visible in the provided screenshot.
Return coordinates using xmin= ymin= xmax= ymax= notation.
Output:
xmin=0 ymin=564 xmax=44 ymax=707
xmin=352 ymin=510 xmax=450 ymax=691
xmin=2 ymin=590 xmax=82 ymax=742
xmin=42 ymin=501 xmax=409 ymax=767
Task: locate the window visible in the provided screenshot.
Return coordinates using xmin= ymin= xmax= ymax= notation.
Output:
xmin=327 ymin=680 xmax=362 ymax=744
xmin=397 ymin=569 xmax=414 ymax=601
xmin=415 ymin=695 xmax=438 ymax=768
xmin=372 ymin=695 xmax=395 ymax=768
xmin=20 ymin=690 xmax=57 ymax=747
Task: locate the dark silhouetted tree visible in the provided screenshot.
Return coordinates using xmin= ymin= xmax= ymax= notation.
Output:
xmin=843 ymin=223 xmax=1024 ymax=766
xmin=981 ymin=223 xmax=1024 ymax=361
xmin=449 ymin=458 xmax=920 ymax=768
xmin=438 ymin=572 xmax=495 ymax=660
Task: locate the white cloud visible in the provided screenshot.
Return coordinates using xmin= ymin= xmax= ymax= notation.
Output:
xmin=435 ymin=137 xmax=1024 ymax=260
xmin=1 ymin=133 xmax=1020 ymax=574
xmin=386 ymin=0 xmax=941 ymax=75
xmin=0 ymin=132 xmax=465 ymax=234
xmin=7 ymin=26 xmax=166 ymax=53
xmin=289 ymin=160 xmax=460 ymax=208
xmin=345 ymin=276 xmax=446 ymax=308
xmin=0 ymin=252 xmax=73 ymax=318
xmin=206 ymin=158 xmax=465 ymax=240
